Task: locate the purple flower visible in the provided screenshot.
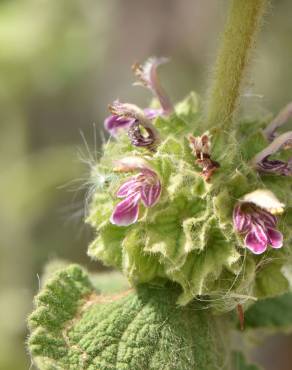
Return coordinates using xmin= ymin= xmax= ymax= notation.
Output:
xmin=104 ymin=57 xmax=172 ymax=138
xmin=251 ymin=131 xmax=292 ymax=176
xmin=233 ymin=194 xmax=284 ymax=255
xmin=105 ymin=101 xmax=160 ymax=149
xmin=104 ymin=107 xmax=161 ymax=138
xmin=132 ymin=57 xmax=173 ymax=115
xmin=110 ymin=158 xmax=161 ymax=226
xmin=104 ymin=115 xmax=135 ymax=137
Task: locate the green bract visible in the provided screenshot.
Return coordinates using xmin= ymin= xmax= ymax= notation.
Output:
xmin=86 ymin=93 xmax=292 ymax=312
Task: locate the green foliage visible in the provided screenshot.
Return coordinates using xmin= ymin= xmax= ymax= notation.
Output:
xmin=28 ymin=265 xmax=229 ymax=370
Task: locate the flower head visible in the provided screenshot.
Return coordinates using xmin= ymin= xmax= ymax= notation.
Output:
xmin=251 ymin=131 xmax=292 ymax=176
xmin=233 ymin=190 xmax=284 ymax=254
xmin=132 ymin=57 xmax=173 ymax=115
xmin=110 ymin=158 xmax=161 ymax=226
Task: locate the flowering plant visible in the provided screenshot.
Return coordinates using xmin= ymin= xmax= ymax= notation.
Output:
xmin=85 ymin=56 xmax=291 ymax=310
xmin=28 ymin=1 xmax=292 ymax=369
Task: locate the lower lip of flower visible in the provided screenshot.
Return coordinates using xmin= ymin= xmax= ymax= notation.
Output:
xmin=110 ymin=165 xmax=161 ymax=226
xmin=233 ymin=203 xmax=283 ymax=254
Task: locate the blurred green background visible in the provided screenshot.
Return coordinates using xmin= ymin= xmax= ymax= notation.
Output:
xmin=0 ymin=1 xmax=291 ymax=369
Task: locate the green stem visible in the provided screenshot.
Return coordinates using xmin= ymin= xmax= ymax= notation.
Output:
xmin=206 ymin=0 xmax=269 ymax=129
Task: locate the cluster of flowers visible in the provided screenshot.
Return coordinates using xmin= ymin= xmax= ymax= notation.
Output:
xmin=102 ymin=57 xmax=291 ymax=255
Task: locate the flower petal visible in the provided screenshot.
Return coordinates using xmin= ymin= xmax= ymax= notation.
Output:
xmin=257 ymin=158 xmax=292 ymax=176
xmin=116 ymin=177 xmax=141 ymax=198
xmin=108 ymin=101 xmax=160 ymax=145
xmin=233 ymin=205 xmax=251 ymax=233
xmin=253 ymin=208 xmax=277 ymax=228
xmin=113 ymin=157 xmax=154 ymax=173
xmin=267 ymin=228 xmax=283 ymax=249
xmin=263 ymin=102 xmax=292 ymax=141
xmin=110 ymin=193 xmax=140 ymax=226
xmin=104 ymin=115 xmax=135 ymax=136
xmin=251 ymin=131 xmax=292 ymax=176
xmin=140 ymin=181 xmax=161 ymax=207
xmin=245 ymin=224 xmax=268 ymax=254
xmin=143 ymin=107 xmax=163 ymax=119
xmin=132 ymin=57 xmax=173 ymax=115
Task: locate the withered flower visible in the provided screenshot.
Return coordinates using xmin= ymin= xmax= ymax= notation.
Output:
xmin=188 ymin=134 xmax=220 ymax=181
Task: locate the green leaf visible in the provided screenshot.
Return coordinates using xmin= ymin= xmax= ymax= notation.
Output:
xmin=88 ymin=222 xmax=125 ymax=268
xmin=158 ymin=137 xmax=183 ymax=156
xmin=175 ymin=91 xmax=200 ymax=125
xmin=155 ymin=114 xmax=190 ymax=137
xmin=254 ymin=262 xmax=289 ymax=298
xmin=122 ymin=227 xmax=166 ymax=283
xmin=174 ymin=219 xmax=241 ymax=305
xmin=244 ymin=292 xmax=292 ymax=331
xmin=28 ymin=265 xmax=230 ymax=370
xmin=239 ymin=131 xmax=268 ymax=161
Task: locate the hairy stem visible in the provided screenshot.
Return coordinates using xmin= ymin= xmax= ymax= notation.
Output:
xmin=206 ymin=0 xmax=269 ymax=129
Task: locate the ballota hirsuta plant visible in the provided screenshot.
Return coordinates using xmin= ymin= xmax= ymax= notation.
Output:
xmin=28 ymin=0 xmax=292 ymax=369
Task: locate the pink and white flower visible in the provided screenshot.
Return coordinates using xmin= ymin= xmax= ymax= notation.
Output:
xmin=233 ymin=190 xmax=284 ymax=254
xmin=110 ymin=158 xmax=161 ymax=226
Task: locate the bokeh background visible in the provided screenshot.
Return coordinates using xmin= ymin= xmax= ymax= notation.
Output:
xmin=0 ymin=1 xmax=291 ymax=369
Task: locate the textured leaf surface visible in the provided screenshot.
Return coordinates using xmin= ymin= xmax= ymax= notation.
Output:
xmin=28 ymin=265 xmax=229 ymax=370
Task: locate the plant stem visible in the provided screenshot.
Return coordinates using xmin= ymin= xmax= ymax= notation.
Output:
xmin=206 ymin=0 xmax=269 ymax=129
